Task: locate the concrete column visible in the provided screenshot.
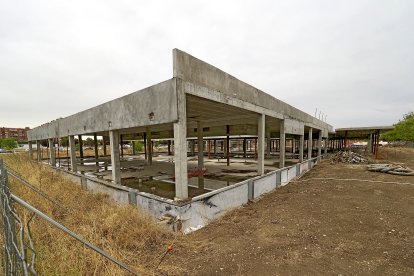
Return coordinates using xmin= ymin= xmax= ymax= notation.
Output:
xmin=243 ymin=138 xmax=247 ymax=158
xmin=28 ymin=141 xmax=33 ymax=160
xmin=318 ymin=131 xmax=322 ymax=157
xmin=257 ymin=114 xmax=265 ymax=175
xmin=344 ymin=130 xmax=348 ymax=150
xmin=36 ymin=140 xmax=41 ymax=161
xmin=197 ymin=121 xmax=204 ymax=189
xmin=48 ymin=138 xmax=56 ymax=167
xmin=132 ymin=141 xmax=136 ymax=155
xmin=367 ymin=134 xmax=373 ymax=154
xmin=226 ymin=125 xmax=230 ymax=166
xmin=94 ymin=133 xmax=99 ymax=159
xmin=78 ymin=135 xmax=83 ymax=158
xmin=308 ymin=128 xmax=313 ymax=159
xmin=143 ymin=133 xmax=147 ymax=159
xmin=146 ymin=128 xmax=152 ymax=165
xmin=68 ymin=135 xmax=77 ymax=172
xmin=324 ymin=137 xmax=329 ymax=155
xmin=266 ymin=130 xmax=271 ymax=159
xmin=120 ymin=135 xmax=124 ymax=159
xmin=197 ymin=121 xmax=204 ymax=170
xmin=299 ymin=134 xmax=304 ymax=162
xmin=174 ymin=80 xmax=188 ymax=200
xmin=190 ymin=140 xmax=195 ymax=156
xmin=167 ymin=140 xmax=171 ymax=155
xmin=109 ymin=130 xmax=121 ymax=184
xmin=213 ymin=139 xmax=217 ymax=155
xmin=103 ymin=136 xmax=107 ymax=156
xmin=279 ymin=120 xmax=286 ymax=168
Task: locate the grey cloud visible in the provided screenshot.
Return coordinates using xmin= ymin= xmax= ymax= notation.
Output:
xmin=1 ymin=0 xmax=413 ymax=129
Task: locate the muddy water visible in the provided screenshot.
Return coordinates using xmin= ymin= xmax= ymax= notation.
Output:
xmin=122 ymin=177 xmax=238 ymax=200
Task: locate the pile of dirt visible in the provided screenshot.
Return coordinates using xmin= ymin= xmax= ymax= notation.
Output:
xmin=367 ymin=163 xmax=414 ymax=176
xmin=331 ymin=150 xmax=368 ymax=163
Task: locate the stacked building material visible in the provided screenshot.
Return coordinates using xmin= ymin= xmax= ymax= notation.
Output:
xmin=331 ymin=151 xmax=368 ymax=163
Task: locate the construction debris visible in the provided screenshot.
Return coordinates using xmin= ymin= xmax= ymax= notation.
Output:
xmin=331 ymin=151 xmax=368 ymax=163
xmin=367 ymin=164 xmax=414 ymax=176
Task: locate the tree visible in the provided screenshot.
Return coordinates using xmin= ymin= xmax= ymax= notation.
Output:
xmin=0 ymin=138 xmax=18 ymax=150
xmin=133 ymin=141 xmax=144 ymax=152
xmin=60 ymin=137 xmax=69 ymax=147
xmin=383 ymin=112 xmax=414 ymax=142
xmin=84 ymin=137 xmax=95 ymax=147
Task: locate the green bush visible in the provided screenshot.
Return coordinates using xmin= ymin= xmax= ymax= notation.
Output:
xmin=0 ymin=138 xmax=18 ymax=150
xmin=133 ymin=141 xmax=144 ymax=152
xmin=383 ymin=112 xmax=414 ymax=142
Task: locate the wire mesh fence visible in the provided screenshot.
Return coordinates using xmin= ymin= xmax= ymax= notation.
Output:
xmin=0 ymin=158 xmax=137 ymax=275
xmin=0 ymin=158 xmax=37 ymax=275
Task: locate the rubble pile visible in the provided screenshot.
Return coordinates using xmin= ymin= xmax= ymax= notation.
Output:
xmin=367 ymin=164 xmax=414 ymax=176
xmin=331 ymin=151 xmax=368 ymax=163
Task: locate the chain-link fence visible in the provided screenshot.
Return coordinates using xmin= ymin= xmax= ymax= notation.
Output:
xmin=0 ymin=158 xmax=137 ymax=275
xmin=0 ymin=159 xmax=37 ymax=275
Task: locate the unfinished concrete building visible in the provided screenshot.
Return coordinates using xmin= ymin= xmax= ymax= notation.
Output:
xmin=28 ymin=49 xmax=333 ymax=231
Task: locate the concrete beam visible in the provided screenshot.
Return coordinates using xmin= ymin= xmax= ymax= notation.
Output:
xmin=308 ymin=128 xmax=313 ymax=159
xmin=257 ymin=114 xmax=265 ymax=175
xmin=174 ymin=79 xmax=188 ymax=200
xmin=48 ymin=138 xmax=56 ymax=167
xmin=28 ymin=79 xmax=178 ymax=140
xmin=109 ymin=130 xmax=121 ymax=184
xmin=284 ymin=118 xmax=305 ymax=136
xmin=279 ymin=120 xmax=286 ymax=168
xmin=175 ymin=49 xmax=332 ymax=132
xmin=68 ymin=135 xmax=77 ymax=172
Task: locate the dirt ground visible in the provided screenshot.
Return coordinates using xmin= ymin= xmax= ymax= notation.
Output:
xmin=165 ymin=147 xmax=414 ymax=275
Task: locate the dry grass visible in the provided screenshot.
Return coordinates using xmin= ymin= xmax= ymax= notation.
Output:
xmin=1 ymin=153 xmax=190 ymax=275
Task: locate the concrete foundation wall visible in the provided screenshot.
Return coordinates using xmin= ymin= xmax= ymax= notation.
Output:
xmin=182 ymin=183 xmax=250 ymax=232
xmin=84 ymin=179 xmax=130 ymax=204
xmin=28 ymin=79 xmax=177 ymax=140
xmin=57 ymin=169 xmax=134 ymax=205
xmin=49 ymin=156 xmax=320 ymax=233
xmin=253 ymin=172 xmax=277 ymax=197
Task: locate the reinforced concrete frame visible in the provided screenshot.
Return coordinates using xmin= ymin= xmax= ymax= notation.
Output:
xmin=28 ymin=49 xmax=333 ymax=201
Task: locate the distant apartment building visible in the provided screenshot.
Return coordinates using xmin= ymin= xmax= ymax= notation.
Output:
xmin=0 ymin=127 xmax=30 ymax=140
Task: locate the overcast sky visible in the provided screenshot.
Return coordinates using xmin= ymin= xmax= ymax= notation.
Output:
xmin=1 ymin=0 xmax=413 ymax=129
